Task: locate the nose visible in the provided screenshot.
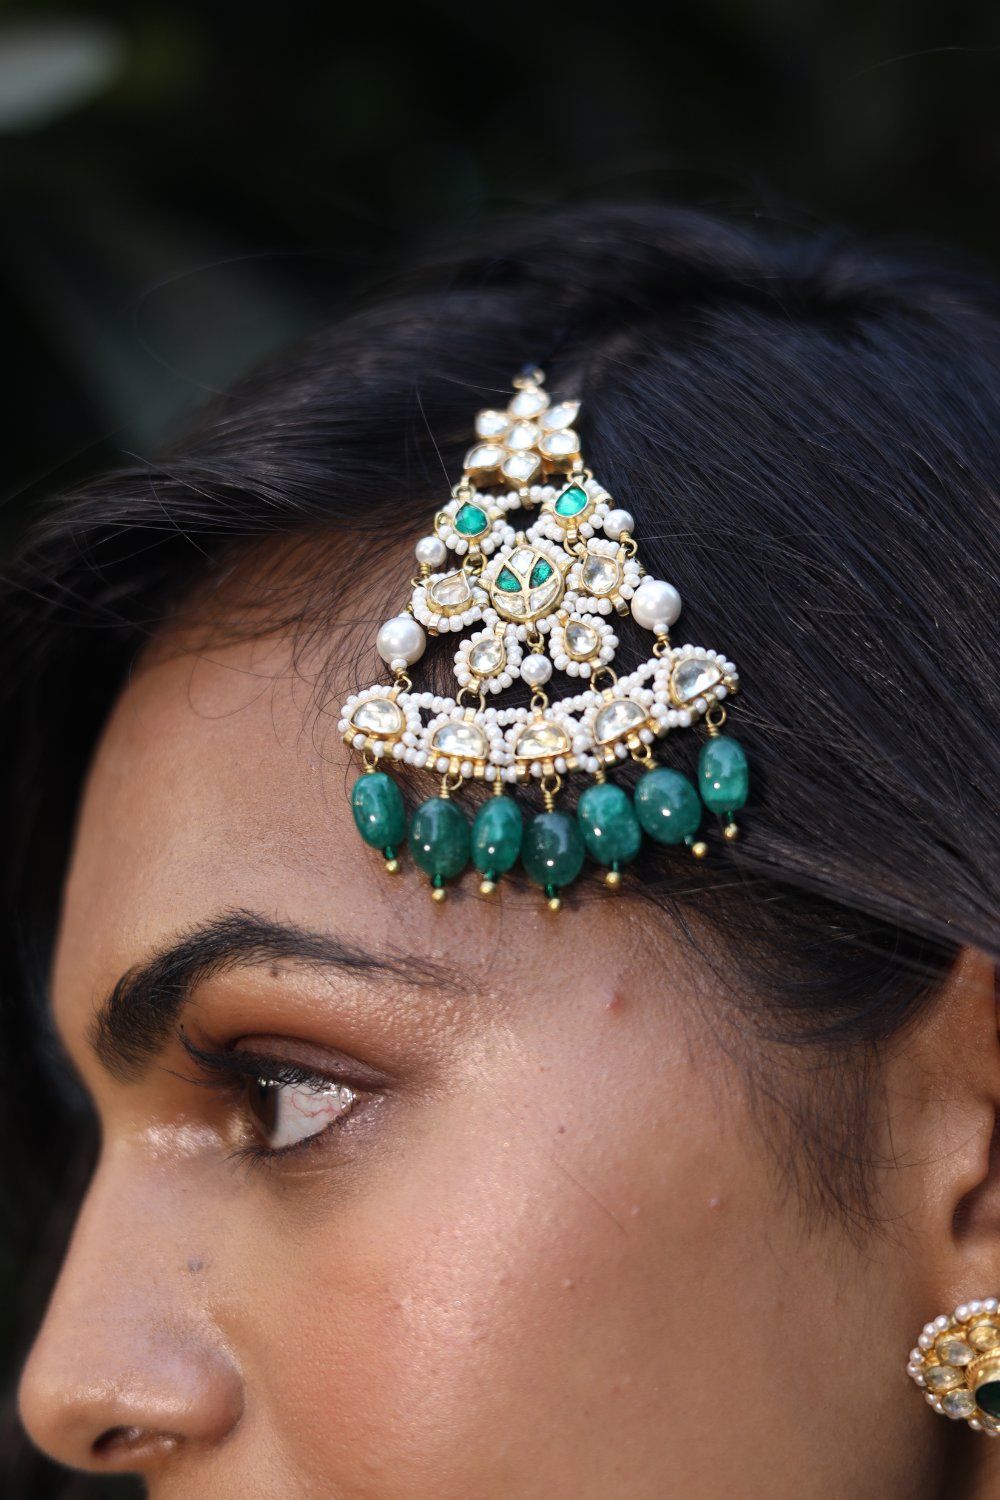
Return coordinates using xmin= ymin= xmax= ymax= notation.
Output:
xmin=18 ymin=1148 xmax=244 ymax=1476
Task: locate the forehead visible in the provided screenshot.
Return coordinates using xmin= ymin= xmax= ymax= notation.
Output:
xmin=54 ymin=631 xmax=676 ymax=1050
xmin=54 ymin=634 xmax=386 ymax=1013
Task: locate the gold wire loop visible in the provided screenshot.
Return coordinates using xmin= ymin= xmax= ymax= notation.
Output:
xmin=630 ymin=743 xmax=655 ymax=767
xmin=589 ymin=664 xmax=618 ymax=691
xmin=439 ymin=772 xmax=465 ymax=798
xmin=530 ymin=690 xmax=550 ymax=712
xmin=456 ymin=686 xmax=486 ymax=711
xmin=705 ymin=705 xmax=727 ymax=735
xmin=540 ymin=772 xmax=562 ymax=812
xmin=392 ymin=670 xmax=413 ymax=693
xmin=361 ymin=751 xmax=378 ymax=772
xmin=620 ymin=536 xmax=638 ymax=558
xmin=652 ymin=637 xmax=672 ymax=658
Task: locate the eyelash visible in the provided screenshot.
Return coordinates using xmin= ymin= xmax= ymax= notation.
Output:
xmin=181 ymin=1039 xmax=363 ymax=1166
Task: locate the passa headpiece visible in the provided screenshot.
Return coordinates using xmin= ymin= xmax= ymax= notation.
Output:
xmin=338 ymin=368 xmax=749 ymax=908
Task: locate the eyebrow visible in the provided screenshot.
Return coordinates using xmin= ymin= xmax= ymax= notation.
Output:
xmin=87 ymin=908 xmax=457 ymax=1081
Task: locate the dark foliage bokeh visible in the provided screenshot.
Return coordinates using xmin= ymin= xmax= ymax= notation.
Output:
xmin=3 ymin=0 xmax=1000 ymax=1492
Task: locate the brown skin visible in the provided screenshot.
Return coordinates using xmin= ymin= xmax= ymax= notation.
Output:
xmin=16 ymin=625 xmax=1000 ymax=1498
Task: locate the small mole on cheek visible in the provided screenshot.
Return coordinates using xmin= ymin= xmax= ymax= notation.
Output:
xmin=604 ymin=991 xmax=625 ymax=1014
xmin=708 ymin=1196 xmax=723 ymax=1211
xmin=187 ymin=1258 xmax=204 ymax=1273
xmin=557 ymin=1124 xmax=566 ymax=1134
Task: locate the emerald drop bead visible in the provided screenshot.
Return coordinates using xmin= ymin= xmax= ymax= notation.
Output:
xmin=977 ymin=1381 xmax=1000 ymax=1418
xmin=698 ymin=735 xmax=749 ymax=815
xmin=455 ymin=501 xmax=488 ymax=537
xmin=521 ymin=811 xmax=585 ymax=890
xmin=409 ymin=798 xmax=471 ymax=881
xmin=633 ymin=767 xmax=701 ymax=845
xmin=351 ymin=772 xmax=407 ymax=850
xmin=472 ymin=795 xmax=523 ymax=874
xmin=554 ymin=483 xmax=588 ymax=517
xmin=577 ymin=782 xmax=642 ymax=867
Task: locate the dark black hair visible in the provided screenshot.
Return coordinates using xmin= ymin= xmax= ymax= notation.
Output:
xmin=3 ymin=202 xmax=1000 ymax=1489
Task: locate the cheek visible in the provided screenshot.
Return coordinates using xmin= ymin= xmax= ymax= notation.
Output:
xmin=242 ymin=1056 xmax=757 ymax=1495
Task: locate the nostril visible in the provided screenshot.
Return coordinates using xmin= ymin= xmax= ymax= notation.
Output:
xmin=93 ymin=1424 xmax=182 ymax=1461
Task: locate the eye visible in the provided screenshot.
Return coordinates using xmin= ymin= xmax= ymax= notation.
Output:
xmin=245 ymin=1075 xmax=357 ymax=1150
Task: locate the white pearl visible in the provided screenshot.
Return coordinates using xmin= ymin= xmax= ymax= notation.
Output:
xmin=376 ymin=615 xmax=426 ymax=666
xmin=631 ymin=579 xmax=682 ymax=630
xmin=415 ymin=535 xmax=447 ymax=568
xmin=603 ymin=508 xmax=634 ymax=539
xmin=520 ymin=654 xmax=553 ymax=687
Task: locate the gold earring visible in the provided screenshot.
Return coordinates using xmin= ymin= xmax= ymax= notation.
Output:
xmin=908 ymin=1300 xmax=1000 ymax=1431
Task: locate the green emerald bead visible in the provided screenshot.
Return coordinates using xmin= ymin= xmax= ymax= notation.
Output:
xmin=633 ymin=767 xmax=701 ymax=845
xmin=577 ymin=782 xmax=642 ymax=867
xmin=521 ymin=811 xmax=585 ymax=890
xmin=977 ymin=1381 xmax=1000 ymax=1419
xmin=409 ymin=797 xmax=471 ymax=881
xmin=351 ymin=772 xmax=407 ymax=850
xmin=455 ymin=501 xmax=488 ymax=537
xmin=698 ymin=735 xmax=749 ymax=815
xmin=554 ymin=483 xmax=588 ymax=517
xmin=472 ymin=795 xmax=523 ymax=874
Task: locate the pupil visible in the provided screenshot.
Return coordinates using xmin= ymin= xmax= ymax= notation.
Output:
xmin=247 ymin=1078 xmax=278 ymax=1136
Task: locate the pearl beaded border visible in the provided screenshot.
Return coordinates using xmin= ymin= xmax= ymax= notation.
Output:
xmin=908 ymin=1299 xmax=1000 ymax=1432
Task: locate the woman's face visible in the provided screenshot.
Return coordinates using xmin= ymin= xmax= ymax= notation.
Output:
xmin=16 ymin=626 xmax=955 ymax=1498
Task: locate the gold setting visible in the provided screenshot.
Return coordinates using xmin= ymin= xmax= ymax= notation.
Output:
xmin=908 ymin=1300 xmax=1000 ymax=1433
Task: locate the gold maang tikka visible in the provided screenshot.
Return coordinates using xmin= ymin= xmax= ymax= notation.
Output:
xmin=338 ymin=368 xmax=748 ymax=908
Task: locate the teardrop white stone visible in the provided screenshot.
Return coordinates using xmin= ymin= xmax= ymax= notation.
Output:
xmin=501 ymin=451 xmax=541 ymax=483
xmin=469 ymin=637 xmax=505 ymax=675
xmin=475 ymin=410 xmax=511 ymax=439
xmin=429 ymin=572 xmax=472 ymax=609
xmin=564 ymin=621 xmax=600 ymax=658
xmin=538 ymin=428 xmax=579 ymax=459
xmin=508 ymin=388 xmax=549 ymax=419
xmin=464 ymin=443 xmax=504 ymax=472
xmin=540 ymin=401 xmax=580 ymax=432
xmin=505 ymin=421 xmax=541 ymax=451
xmin=581 ymin=555 xmax=621 ymax=595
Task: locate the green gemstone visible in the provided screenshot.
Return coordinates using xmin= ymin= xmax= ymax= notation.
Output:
xmin=577 ymin=782 xmax=642 ymax=867
xmin=698 ymin=735 xmax=749 ymax=815
xmin=529 ymin=558 xmax=553 ymax=588
xmin=351 ymin=772 xmax=407 ymax=850
xmin=978 ymin=1381 xmax=1000 ymax=1418
xmin=455 ymin=502 xmax=488 ymax=537
xmin=521 ymin=811 xmax=585 ymax=890
xmin=554 ymin=484 xmax=588 ymax=518
xmin=497 ymin=566 xmax=521 ymax=592
xmin=409 ymin=798 xmax=471 ymax=881
xmin=472 ymin=796 xmax=523 ymax=874
xmin=633 ymin=767 xmax=701 ymax=845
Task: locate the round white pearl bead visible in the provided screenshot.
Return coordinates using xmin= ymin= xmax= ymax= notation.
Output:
xmin=415 ymin=535 xmax=447 ymax=568
xmin=520 ymin=653 xmax=553 ymax=687
xmin=376 ymin=615 xmax=426 ymax=666
xmin=603 ymin=508 xmax=634 ymax=539
xmin=631 ymin=578 xmax=682 ymax=630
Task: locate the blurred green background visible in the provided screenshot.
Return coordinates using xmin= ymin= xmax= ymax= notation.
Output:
xmin=2 ymin=0 xmax=1000 ymax=1491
